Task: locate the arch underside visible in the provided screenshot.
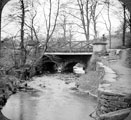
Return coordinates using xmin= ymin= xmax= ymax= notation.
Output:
xmin=61 ymin=60 xmax=85 ymax=73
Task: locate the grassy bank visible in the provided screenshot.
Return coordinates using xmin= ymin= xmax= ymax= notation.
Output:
xmin=77 ymin=68 xmax=104 ymax=96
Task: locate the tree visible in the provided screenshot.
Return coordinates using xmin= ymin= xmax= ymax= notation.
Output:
xmin=6 ymin=0 xmax=34 ymax=66
xmin=24 ymin=0 xmax=40 ymax=58
xmin=58 ymin=4 xmax=68 ymax=41
xmin=100 ymin=0 xmax=112 ymax=48
xmin=77 ymin=0 xmax=90 ymax=42
xmin=42 ymin=0 xmax=60 ymax=52
xmin=57 ymin=2 xmax=75 ymax=42
xmin=90 ymin=0 xmax=98 ymax=39
xmin=106 ymin=0 xmax=112 ymax=49
xmin=19 ymin=0 xmax=26 ymax=66
xmin=0 ymin=0 xmax=27 ymax=66
xmin=67 ymin=0 xmax=103 ymax=41
xmin=122 ymin=3 xmax=126 ymax=46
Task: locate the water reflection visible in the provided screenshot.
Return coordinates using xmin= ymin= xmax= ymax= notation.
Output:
xmin=2 ymin=75 xmax=96 ymax=120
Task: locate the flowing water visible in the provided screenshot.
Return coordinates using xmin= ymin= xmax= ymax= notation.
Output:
xmin=2 ymin=74 xmax=96 ymax=120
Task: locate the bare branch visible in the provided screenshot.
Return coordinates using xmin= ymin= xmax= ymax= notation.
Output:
xmin=43 ymin=7 xmax=48 ymax=30
xmin=48 ymin=0 xmax=52 ymax=34
xmin=64 ymin=11 xmax=81 ymax=20
xmin=49 ymin=0 xmax=60 ymax=39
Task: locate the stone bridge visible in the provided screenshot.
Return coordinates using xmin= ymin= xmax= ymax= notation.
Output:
xmin=33 ymin=53 xmax=92 ymax=74
xmin=32 ymin=40 xmax=93 ymax=74
xmin=55 ymin=54 xmax=92 ymax=72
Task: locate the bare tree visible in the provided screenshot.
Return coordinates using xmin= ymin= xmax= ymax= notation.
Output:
xmin=19 ymin=0 xmax=26 ymax=66
xmin=57 ymin=2 xmax=75 ymax=42
xmin=6 ymin=0 xmax=32 ymax=66
xmin=59 ymin=7 xmax=68 ymax=41
xmin=90 ymin=0 xmax=105 ymax=40
xmin=25 ymin=0 xmax=39 ymax=41
xmin=24 ymin=0 xmax=40 ymax=58
xmin=90 ymin=0 xmax=99 ymax=40
xmin=77 ymin=0 xmax=90 ymax=42
xmin=42 ymin=0 xmax=60 ymax=52
xmin=105 ymin=0 xmax=112 ymax=49
xmin=122 ymin=3 xmax=126 ymax=46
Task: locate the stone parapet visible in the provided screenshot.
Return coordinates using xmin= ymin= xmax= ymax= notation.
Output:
xmin=93 ymin=42 xmax=107 ymax=54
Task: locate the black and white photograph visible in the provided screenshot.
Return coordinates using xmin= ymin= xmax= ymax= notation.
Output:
xmin=0 ymin=0 xmax=131 ymax=120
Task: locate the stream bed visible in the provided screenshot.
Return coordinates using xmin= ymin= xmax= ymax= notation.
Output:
xmin=2 ymin=74 xmax=97 ymax=120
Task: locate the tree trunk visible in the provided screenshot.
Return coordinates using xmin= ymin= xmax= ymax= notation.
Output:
xmin=122 ymin=3 xmax=126 ymax=46
xmin=92 ymin=1 xmax=97 ymax=40
xmin=86 ymin=0 xmax=89 ymax=42
xmin=77 ymin=0 xmax=89 ymax=43
xmin=20 ymin=0 xmax=26 ymax=66
xmin=107 ymin=0 xmax=112 ymax=49
xmin=63 ymin=16 xmax=66 ymax=41
xmin=93 ymin=13 xmax=97 ymax=40
xmin=69 ymin=29 xmax=72 ymax=52
xmin=44 ymin=34 xmax=50 ymax=52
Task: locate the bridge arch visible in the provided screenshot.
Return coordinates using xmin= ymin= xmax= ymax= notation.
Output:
xmin=41 ymin=62 xmax=57 ymax=73
xmin=61 ymin=58 xmax=86 ymax=73
xmin=34 ymin=55 xmax=60 ymax=75
xmin=62 ymin=61 xmax=78 ymax=73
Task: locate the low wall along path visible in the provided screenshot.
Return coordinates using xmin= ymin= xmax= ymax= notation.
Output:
xmin=96 ymin=49 xmax=131 ymax=120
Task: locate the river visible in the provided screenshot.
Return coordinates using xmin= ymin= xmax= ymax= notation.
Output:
xmin=2 ymin=74 xmax=96 ymax=120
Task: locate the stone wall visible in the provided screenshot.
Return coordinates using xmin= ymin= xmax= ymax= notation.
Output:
xmin=96 ymin=62 xmax=131 ymax=120
xmin=97 ymin=91 xmax=131 ymax=114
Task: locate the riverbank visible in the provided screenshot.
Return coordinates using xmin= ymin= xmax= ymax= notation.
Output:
xmin=68 ymin=48 xmax=131 ymax=120
xmin=0 ymin=75 xmax=20 ymax=106
xmin=0 ymin=75 xmax=21 ymax=120
xmin=96 ymin=48 xmax=131 ymax=120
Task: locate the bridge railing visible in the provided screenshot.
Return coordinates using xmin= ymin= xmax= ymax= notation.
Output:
xmin=48 ymin=41 xmax=93 ymax=52
xmin=40 ymin=40 xmax=93 ymax=53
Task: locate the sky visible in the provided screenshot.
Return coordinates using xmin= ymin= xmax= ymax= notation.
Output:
xmin=1 ymin=0 xmax=123 ymax=41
